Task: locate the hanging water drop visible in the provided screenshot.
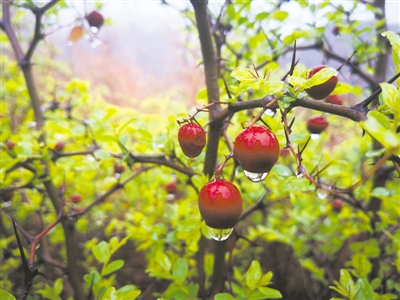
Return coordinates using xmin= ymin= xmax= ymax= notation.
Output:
xmin=317 ymin=189 xmax=328 ymax=199
xmin=90 ymin=26 xmax=99 ymax=34
xmin=310 ymin=133 xmax=321 ymax=140
xmin=243 ymin=170 xmax=268 ymax=182
xmin=207 ymin=226 xmax=233 ymax=241
xmin=264 ymin=108 xmax=275 ymax=117
xmin=3 ymin=201 xmax=12 ymax=208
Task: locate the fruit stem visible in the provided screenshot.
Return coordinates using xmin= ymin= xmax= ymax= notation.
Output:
xmin=336 ymin=50 xmax=356 ymax=72
xmin=214 ymin=152 xmax=233 ymax=180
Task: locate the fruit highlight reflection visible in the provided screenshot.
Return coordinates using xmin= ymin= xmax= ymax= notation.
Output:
xmin=207 ymin=227 xmax=233 ymax=241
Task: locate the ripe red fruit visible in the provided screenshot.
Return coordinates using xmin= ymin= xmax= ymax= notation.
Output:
xmin=178 ymin=123 xmax=206 ymax=158
xmin=70 ymin=194 xmax=81 ymax=203
xmin=305 ymin=66 xmax=338 ymax=100
xmin=198 ymin=179 xmax=242 ymax=229
xmin=54 ymin=141 xmax=65 ymax=152
xmin=86 ymin=11 xmax=104 ymax=29
xmin=307 ymin=116 xmax=329 ymax=134
xmin=233 ymin=125 xmax=280 ymax=174
xmin=325 ymin=94 xmax=342 ymax=105
xmin=166 ymin=181 xmax=177 ymax=194
xmin=113 ymin=162 xmax=125 ymax=174
xmin=6 ymin=140 xmax=15 ymax=150
xmin=332 ymin=199 xmax=343 ymax=212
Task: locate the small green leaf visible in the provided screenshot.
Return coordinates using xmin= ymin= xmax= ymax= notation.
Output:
xmin=380 ymin=83 xmax=399 ymax=116
xmin=245 ymin=260 xmax=262 ymax=290
xmin=92 ymin=241 xmax=110 ymax=263
xmin=53 ymin=278 xmax=63 ymax=295
xmin=215 ymin=293 xmax=236 ymax=300
xmin=103 ymin=260 xmax=125 ymax=276
xmin=0 ymin=289 xmax=16 ymax=300
xmin=370 ymin=278 xmax=381 ymax=290
xmin=258 ymin=287 xmax=283 ymax=298
xmin=102 ymin=287 xmax=117 ymax=300
xmin=259 ymin=271 xmax=273 ymax=286
xmin=354 ymin=278 xmax=374 ymax=300
xmin=93 ymin=149 xmax=111 ymax=160
xmin=172 ymin=258 xmax=188 ymax=284
xmin=382 ymin=31 xmax=400 ymax=74
xmin=156 ymin=250 xmax=171 ymax=271
xmin=371 ymin=187 xmax=390 ymax=198
xmin=272 ymin=10 xmax=289 ymax=21
xmin=295 ymin=0 xmax=309 ymax=8
xmin=339 ymin=269 xmax=356 ymax=296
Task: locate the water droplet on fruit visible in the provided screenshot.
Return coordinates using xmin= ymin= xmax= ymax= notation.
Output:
xmin=296 ymin=173 xmax=304 ymax=178
xmin=3 ymin=201 xmax=12 ymax=207
xmin=167 ymin=194 xmax=175 ymax=201
xmin=264 ymin=108 xmax=275 ymax=117
xmin=207 ymin=227 xmax=233 ymax=241
xmin=310 ymin=133 xmax=321 ymax=140
xmin=90 ymin=26 xmax=99 ymax=34
xmin=317 ymin=189 xmax=328 ymax=199
xmin=243 ymin=170 xmax=268 ymax=182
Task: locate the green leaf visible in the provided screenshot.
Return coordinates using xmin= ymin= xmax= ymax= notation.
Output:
xmin=350 ymin=253 xmax=371 ymax=278
xmin=380 ymin=83 xmax=399 ymax=117
xmin=370 ymin=278 xmax=381 ymax=290
xmin=382 ymin=31 xmax=400 ymax=74
xmin=259 ymin=271 xmax=273 ymax=286
xmin=102 ymin=287 xmax=117 ymax=300
xmin=94 ymin=149 xmax=111 ymax=160
xmin=156 ymin=250 xmax=171 ymax=271
xmin=103 ymin=260 xmax=125 ymax=276
xmin=53 ymin=278 xmax=63 ymax=296
xmin=215 ymin=293 xmax=236 ymax=300
xmin=172 ymin=258 xmax=188 ymax=284
xmin=354 ymin=278 xmax=374 ymax=300
xmin=92 ymin=241 xmax=111 ymax=263
xmin=245 ymin=260 xmax=262 ymax=290
xmin=258 ymin=287 xmax=282 ymax=298
xmin=361 ymin=110 xmax=400 ymax=149
xmin=0 ymin=290 xmax=16 ymax=300
xmin=116 ymin=285 xmax=141 ymax=299
xmin=339 ymin=269 xmax=356 ymax=296
xmin=371 ymin=187 xmax=390 ymax=198
xmin=272 ymin=10 xmax=289 ymax=21
xmin=295 ymin=0 xmax=309 ymax=8
xmin=116 ymin=117 xmax=137 ymax=135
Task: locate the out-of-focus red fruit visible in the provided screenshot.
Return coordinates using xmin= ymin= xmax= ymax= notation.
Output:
xmin=332 ymin=199 xmax=343 ymax=212
xmin=54 ymin=141 xmax=65 ymax=152
xmin=305 ymin=65 xmax=338 ymax=100
xmin=198 ymin=179 xmax=242 ymax=229
xmin=307 ymin=116 xmax=329 ymax=134
xmin=113 ymin=162 xmax=125 ymax=174
xmin=70 ymin=194 xmax=81 ymax=203
xmin=280 ymin=147 xmax=290 ymax=158
xmin=0 ymin=189 xmax=14 ymax=202
xmin=6 ymin=140 xmax=15 ymax=150
xmin=178 ymin=123 xmax=206 ymax=158
xmin=86 ymin=11 xmax=104 ymax=29
xmin=332 ymin=26 xmax=340 ymax=36
xmin=325 ymin=95 xmax=342 ymax=105
xmin=233 ymin=125 xmax=280 ymax=174
xmin=166 ymin=181 xmax=177 ymax=194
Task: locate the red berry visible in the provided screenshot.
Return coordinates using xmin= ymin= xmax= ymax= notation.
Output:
xmin=113 ymin=162 xmax=125 ymax=174
xmin=305 ymin=65 xmax=338 ymax=100
xmin=166 ymin=181 xmax=177 ymax=194
xmin=178 ymin=123 xmax=206 ymax=158
xmin=86 ymin=11 xmax=104 ymax=29
xmin=6 ymin=140 xmax=15 ymax=150
xmin=332 ymin=199 xmax=343 ymax=212
xmin=280 ymin=147 xmax=290 ymax=158
xmin=233 ymin=125 xmax=280 ymax=174
xmin=54 ymin=141 xmax=65 ymax=152
xmin=325 ymin=94 xmax=342 ymax=105
xmin=307 ymin=116 xmax=329 ymax=134
xmin=198 ymin=179 xmax=242 ymax=229
xmin=70 ymin=194 xmax=81 ymax=203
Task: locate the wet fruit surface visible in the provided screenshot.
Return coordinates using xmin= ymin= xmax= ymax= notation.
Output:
xmin=233 ymin=125 xmax=280 ymax=174
xmin=198 ymin=179 xmax=242 ymax=229
xmin=178 ymin=123 xmax=206 ymax=158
